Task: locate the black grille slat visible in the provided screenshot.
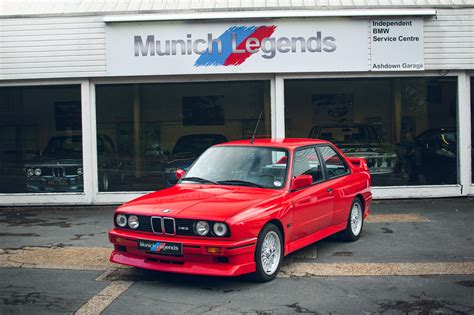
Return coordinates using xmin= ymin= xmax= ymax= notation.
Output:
xmin=151 ymin=217 xmax=163 ymax=233
xmin=137 ymin=215 xmax=152 ymax=232
xmin=175 ymin=219 xmax=195 ymax=236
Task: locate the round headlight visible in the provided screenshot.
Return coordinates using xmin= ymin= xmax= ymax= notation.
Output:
xmin=213 ymin=222 xmax=228 ymax=237
xmin=195 ymin=221 xmax=209 ymax=236
xmin=77 ymin=167 xmax=83 ymax=175
xmin=34 ymin=168 xmax=42 ymax=176
xmin=26 ymin=168 xmax=34 ymax=177
xmin=128 ymin=215 xmax=139 ymax=229
xmin=116 ymin=214 xmax=127 ymax=227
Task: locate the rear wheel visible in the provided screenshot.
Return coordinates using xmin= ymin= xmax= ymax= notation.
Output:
xmin=338 ymin=198 xmax=364 ymax=242
xmin=251 ymin=223 xmax=283 ymax=282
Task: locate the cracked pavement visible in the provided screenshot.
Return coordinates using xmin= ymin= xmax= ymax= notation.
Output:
xmin=0 ymin=198 xmax=474 ymax=314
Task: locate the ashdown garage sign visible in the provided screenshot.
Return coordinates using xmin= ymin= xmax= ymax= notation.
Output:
xmin=106 ymin=20 xmax=368 ymax=75
xmin=106 ymin=18 xmax=423 ymax=76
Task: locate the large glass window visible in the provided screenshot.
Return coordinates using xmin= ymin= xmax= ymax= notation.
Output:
xmin=96 ymin=81 xmax=270 ymax=192
xmin=0 ymin=85 xmax=82 ymax=193
xmin=285 ymin=77 xmax=458 ymax=186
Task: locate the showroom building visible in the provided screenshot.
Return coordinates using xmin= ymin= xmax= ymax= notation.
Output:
xmin=0 ymin=0 xmax=473 ymax=205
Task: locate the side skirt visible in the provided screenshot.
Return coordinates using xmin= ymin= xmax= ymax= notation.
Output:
xmin=285 ymin=222 xmax=347 ymax=255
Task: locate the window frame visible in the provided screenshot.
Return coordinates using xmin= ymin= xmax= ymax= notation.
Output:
xmin=291 ymin=145 xmax=326 ymax=185
xmin=316 ymin=144 xmax=351 ymax=181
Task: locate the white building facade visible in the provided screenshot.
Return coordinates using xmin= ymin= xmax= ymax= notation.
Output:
xmin=0 ymin=0 xmax=473 ymax=205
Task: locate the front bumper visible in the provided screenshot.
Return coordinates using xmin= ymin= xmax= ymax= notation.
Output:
xmin=108 ymin=229 xmax=257 ymax=277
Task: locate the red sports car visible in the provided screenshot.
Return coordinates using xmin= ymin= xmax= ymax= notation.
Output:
xmin=109 ymin=139 xmax=371 ymax=281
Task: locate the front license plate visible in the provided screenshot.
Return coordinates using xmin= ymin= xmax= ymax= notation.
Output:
xmin=47 ymin=179 xmax=69 ymax=186
xmin=137 ymin=240 xmax=182 ymax=256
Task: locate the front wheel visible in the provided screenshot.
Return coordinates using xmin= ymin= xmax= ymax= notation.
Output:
xmin=338 ymin=198 xmax=364 ymax=242
xmin=251 ymin=223 xmax=283 ymax=282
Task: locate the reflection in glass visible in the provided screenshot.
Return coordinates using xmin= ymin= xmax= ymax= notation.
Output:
xmin=184 ymin=146 xmax=288 ymax=189
xmin=0 ymin=85 xmax=82 ymax=193
xmin=285 ymin=77 xmax=458 ymax=186
xmin=96 ymin=81 xmax=271 ymax=192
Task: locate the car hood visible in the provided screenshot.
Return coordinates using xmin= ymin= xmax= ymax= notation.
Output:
xmin=337 ymin=144 xmax=395 ymax=155
xmin=118 ymin=185 xmax=283 ymax=221
xmin=25 ymin=155 xmax=82 ymax=167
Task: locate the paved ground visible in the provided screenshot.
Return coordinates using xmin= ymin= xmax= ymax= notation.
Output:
xmin=0 ymin=198 xmax=473 ymax=314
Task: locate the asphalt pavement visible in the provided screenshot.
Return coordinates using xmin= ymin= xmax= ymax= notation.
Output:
xmin=0 ymin=197 xmax=473 ymax=314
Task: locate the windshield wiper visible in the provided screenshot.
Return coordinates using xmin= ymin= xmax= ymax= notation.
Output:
xmin=217 ymin=180 xmax=263 ymax=188
xmin=180 ymin=177 xmax=217 ymax=184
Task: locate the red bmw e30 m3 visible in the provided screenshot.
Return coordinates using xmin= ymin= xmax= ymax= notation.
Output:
xmin=109 ymin=138 xmax=372 ymax=281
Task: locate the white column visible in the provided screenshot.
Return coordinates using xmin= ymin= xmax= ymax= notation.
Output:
xmin=458 ymin=72 xmax=472 ymax=195
xmin=81 ymin=79 xmax=95 ymax=203
xmin=271 ymin=74 xmax=285 ymax=138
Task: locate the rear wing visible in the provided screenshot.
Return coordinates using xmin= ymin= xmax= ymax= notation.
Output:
xmin=347 ymin=157 xmax=369 ymax=172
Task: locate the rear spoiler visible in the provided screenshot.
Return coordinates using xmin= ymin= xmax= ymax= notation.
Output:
xmin=347 ymin=157 xmax=369 ymax=172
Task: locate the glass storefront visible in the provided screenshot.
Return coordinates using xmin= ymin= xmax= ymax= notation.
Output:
xmin=285 ymin=77 xmax=458 ymax=186
xmin=96 ymin=80 xmax=271 ymax=192
xmin=0 ymin=85 xmax=82 ymax=193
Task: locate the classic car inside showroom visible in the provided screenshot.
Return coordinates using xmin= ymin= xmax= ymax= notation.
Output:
xmin=0 ymin=0 xmax=473 ymax=205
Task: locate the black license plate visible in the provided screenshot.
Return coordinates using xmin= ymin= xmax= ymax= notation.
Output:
xmin=47 ymin=179 xmax=69 ymax=186
xmin=137 ymin=240 xmax=182 ymax=256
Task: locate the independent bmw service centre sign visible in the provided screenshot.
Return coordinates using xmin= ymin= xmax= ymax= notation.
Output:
xmin=105 ymin=18 xmax=423 ymax=76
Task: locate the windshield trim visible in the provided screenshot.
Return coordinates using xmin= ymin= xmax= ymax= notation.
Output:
xmin=180 ymin=145 xmax=290 ymax=190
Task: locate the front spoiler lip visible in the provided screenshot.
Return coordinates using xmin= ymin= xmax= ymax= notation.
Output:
xmin=110 ymin=250 xmax=256 ymax=276
xmin=108 ymin=229 xmax=257 ymax=276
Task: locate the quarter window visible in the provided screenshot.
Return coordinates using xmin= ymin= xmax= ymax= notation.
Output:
xmin=318 ymin=146 xmax=349 ymax=179
xmin=292 ymin=147 xmax=323 ymax=183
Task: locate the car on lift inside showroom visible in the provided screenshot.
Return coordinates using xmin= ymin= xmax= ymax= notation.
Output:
xmin=109 ymin=138 xmax=372 ymax=281
xmin=163 ymin=134 xmax=228 ymax=186
xmin=25 ymin=133 xmax=122 ymax=192
xmin=309 ymin=123 xmax=398 ymax=175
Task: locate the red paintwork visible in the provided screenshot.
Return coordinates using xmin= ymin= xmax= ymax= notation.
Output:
xmin=109 ymin=138 xmax=372 ymax=276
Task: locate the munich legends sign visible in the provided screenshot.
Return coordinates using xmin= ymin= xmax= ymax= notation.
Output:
xmin=106 ymin=20 xmax=368 ymax=75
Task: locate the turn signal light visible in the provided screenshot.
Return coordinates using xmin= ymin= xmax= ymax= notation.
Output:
xmin=206 ymin=247 xmax=222 ymax=254
xmin=115 ymin=237 xmax=125 ymax=244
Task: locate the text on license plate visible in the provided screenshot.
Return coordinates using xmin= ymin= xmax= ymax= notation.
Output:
xmin=137 ymin=240 xmax=182 ymax=256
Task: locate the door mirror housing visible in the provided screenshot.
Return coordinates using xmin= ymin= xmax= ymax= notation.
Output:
xmin=175 ymin=169 xmax=186 ymax=180
xmin=291 ymin=175 xmax=313 ymax=191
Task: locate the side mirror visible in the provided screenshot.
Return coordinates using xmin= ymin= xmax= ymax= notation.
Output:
xmin=175 ymin=169 xmax=185 ymax=180
xmin=291 ymin=175 xmax=312 ymax=191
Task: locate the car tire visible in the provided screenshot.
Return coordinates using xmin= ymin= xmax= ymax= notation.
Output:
xmin=338 ymin=198 xmax=364 ymax=242
xmin=251 ymin=223 xmax=283 ymax=282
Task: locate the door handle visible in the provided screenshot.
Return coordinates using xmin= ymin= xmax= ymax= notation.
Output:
xmin=327 ymin=187 xmax=333 ymax=193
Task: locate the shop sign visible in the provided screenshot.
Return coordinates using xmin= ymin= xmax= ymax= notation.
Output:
xmin=106 ymin=20 xmax=368 ymax=75
xmin=370 ymin=18 xmax=424 ymax=71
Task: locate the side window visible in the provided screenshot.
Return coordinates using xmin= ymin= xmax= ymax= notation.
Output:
xmin=292 ymin=147 xmax=323 ymax=183
xmin=318 ymin=146 xmax=349 ymax=179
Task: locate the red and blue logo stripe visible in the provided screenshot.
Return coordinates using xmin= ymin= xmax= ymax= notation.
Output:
xmin=195 ymin=25 xmax=276 ymax=67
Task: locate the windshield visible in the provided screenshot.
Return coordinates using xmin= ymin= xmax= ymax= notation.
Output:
xmin=182 ymin=146 xmax=289 ymax=189
xmin=172 ymin=135 xmax=226 ymax=156
xmin=43 ymin=136 xmax=82 ymax=156
xmin=317 ymin=126 xmax=381 ymax=144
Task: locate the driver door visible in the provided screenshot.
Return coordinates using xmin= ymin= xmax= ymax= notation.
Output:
xmin=290 ymin=147 xmax=335 ymax=241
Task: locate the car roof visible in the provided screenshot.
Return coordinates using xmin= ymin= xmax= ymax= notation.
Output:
xmin=216 ymin=138 xmax=331 ymax=149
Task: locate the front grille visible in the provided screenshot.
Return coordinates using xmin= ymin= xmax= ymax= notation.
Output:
xmin=163 ymin=217 xmax=175 ymax=234
xmin=114 ymin=214 xmax=229 ymax=237
xmin=151 ymin=217 xmax=163 ymax=233
xmin=52 ymin=167 xmax=65 ymax=178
